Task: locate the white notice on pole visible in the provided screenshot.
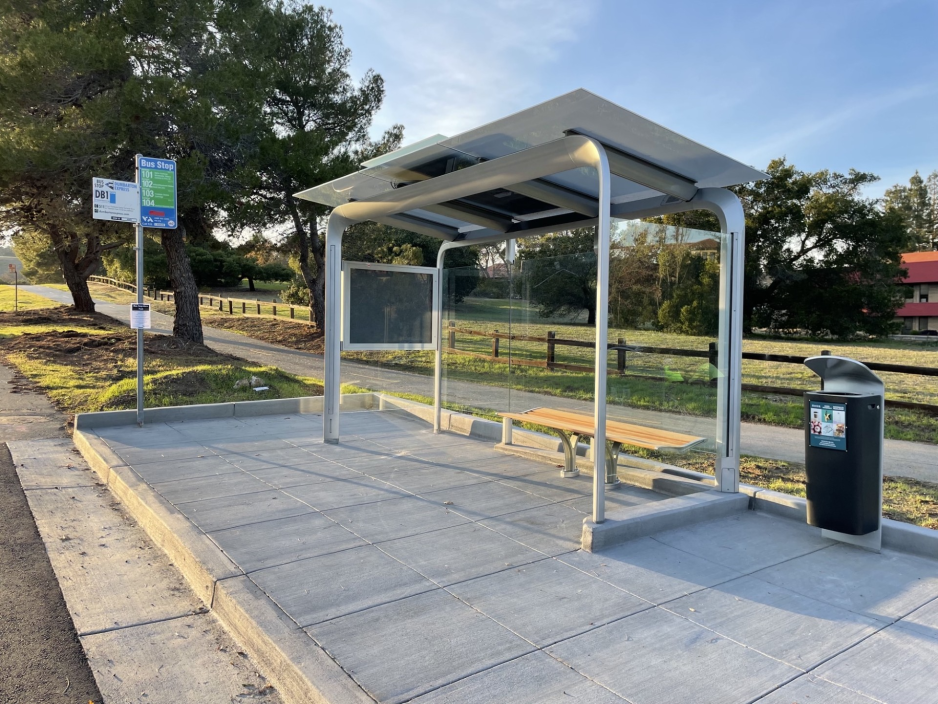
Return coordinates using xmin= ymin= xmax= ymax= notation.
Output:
xmin=130 ymin=303 xmax=151 ymax=329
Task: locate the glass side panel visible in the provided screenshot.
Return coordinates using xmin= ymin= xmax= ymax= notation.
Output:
xmin=346 ymin=267 xmax=433 ymax=346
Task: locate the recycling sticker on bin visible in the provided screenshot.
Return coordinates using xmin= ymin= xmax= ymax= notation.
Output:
xmin=809 ymin=401 xmax=847 ymax=451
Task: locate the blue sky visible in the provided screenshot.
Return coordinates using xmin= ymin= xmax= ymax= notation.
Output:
xmin=328 ymin=0 xmax=937 ymax=197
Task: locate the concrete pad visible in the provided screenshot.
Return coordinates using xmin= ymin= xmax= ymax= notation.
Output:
xmin=814 ymin=626 xmax=938 ymax=703
xmin=666 ymin=575 xmax=884 ymax=670
xmin=307 ymin=589 xmax=533 ymax=704
xmin=754 ymin=544 xmax=938 ymax=622
xmin=411 ymin=650 xmax=627 ymax=703
xmin=450 ymin=559 xmax=650 ymax=647
xmin=653 ymin=511 xmax=834 ymax=573
xmin=422 ymin=480 xmax=558 ymax=520
xmin=374 ymin=465 xmax=492 ymax=494
xmin=249 ymin=461 xmax=362 ymax=488
xmin=81 ymin=613 xmax=278 ymax=703
xmin=497 ymin=469 xmax=595 ymax=502
xmin=95 ymin=422 xmax=185 ymax=447
xmin=379 ymin=523 xmax=546 ymax=587
xmin=756 ymin=674 xmax=881 ymax=703
xmin=21 ymin=485 xmax=202 ymax=635
xmin=563 ymin=484 xmax=665 ymax=515
xmin=210 ymin=444 xmax=318 ymax=468
xmin=201 ymin=437 xmax=298 ymax=455
xmin=559 ymin=537 xmax=742 ymax=604
xmin=112 ymin=442 xmax=213 ymax=466
xmin=178 ymin=488 xmax=313 ymax=532
xmin=323 ymin=496 xmax=471 ymax=543
xmin=480 ymin=503 xmax=585 ymax=557
xmin=548 ymin=607 xmax=799 ymax=704
xmin=153 ymin=470 xmax=270 ymax=504
xmin=896 ymin=594 xmax=938 ymax=641
xmin=250 ymin=544 xmax=435 ymax=626
xmin=209 ymin=512 xmax=365 ymax=573
xmin=129 ymin=455 xmax=242 ymax=484
xmin=7 ymin=438 xmax=99 ymax=488
xmin=286 ymin=474 xmax=409 ymax=511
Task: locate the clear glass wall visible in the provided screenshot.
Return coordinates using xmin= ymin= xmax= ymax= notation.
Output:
xmin=441 ymin=218 xmax=727 ymax=469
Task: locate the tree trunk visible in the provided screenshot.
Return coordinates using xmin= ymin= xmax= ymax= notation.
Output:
xmin=160 ymin=223 xmax=203 ymax=344
xmin=48 ymin=225 xmax=99 ymax=313
xmin=247 ymin=277 xmax=255 ymax=292
xmin=59 ymin=252 xmax=95 ymax=312
xmin=288 ymin=193 xmax=326 ymax=331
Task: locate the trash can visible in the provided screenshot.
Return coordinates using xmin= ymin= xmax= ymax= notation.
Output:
xmin=804 ymin=391 xmax=882 ymax=535
xmin=803 ymin=355 xmax=884 ymax=550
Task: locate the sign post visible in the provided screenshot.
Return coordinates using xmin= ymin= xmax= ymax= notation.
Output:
xmin=133 ymin=155 xmax=177 ymax=426
xmin=8 ymin=264 xmax=17 ymax=312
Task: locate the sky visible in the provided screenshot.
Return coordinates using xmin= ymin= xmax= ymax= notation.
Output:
xmin=328 ymin=0 xmax=938 ymax=198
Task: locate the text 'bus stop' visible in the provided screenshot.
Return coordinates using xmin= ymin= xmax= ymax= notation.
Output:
xmin=295 ymin=89 xmax=766 ymax=524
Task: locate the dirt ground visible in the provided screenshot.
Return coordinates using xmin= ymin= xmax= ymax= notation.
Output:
xmin=0 ymin=396 xmax=103 ymax=702
xmin=202 ymin=314 xmax=325 ymax=354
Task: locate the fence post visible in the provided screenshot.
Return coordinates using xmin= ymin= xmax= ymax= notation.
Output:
xmin=290 ymin=306 xmax=295 ymax=319
xmin=228 ymin=300 xmax=233 ymax=314
xmin=492 ymin=330 xmax=499 ymax=358
xmin=617 ymin=337 xmax=626 ymax=376
xmin=547 ymin=331 xmax=556 ymax=369
xmin=257 ymin=301 xmax=261 ymax=315
xmin=242 ymin=301 xmax=246 ymax=314
xmin=199 ymin=296 xmax=203 ymax=306
xmin=448 ymin=320 xmax=456 ymax=349
xmin=272 ymin=304 xmax=277 ymax=317
xmin=219 ymin=298 xmax=223 ymax=311
xmin=708 ymin=342 xmax=718 ymax=386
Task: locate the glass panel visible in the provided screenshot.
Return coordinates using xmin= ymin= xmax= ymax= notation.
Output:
xmin=440 ymin=262 xmax=511 ymax=416
xmin=346 ymin=267 xmax=434 ymax=346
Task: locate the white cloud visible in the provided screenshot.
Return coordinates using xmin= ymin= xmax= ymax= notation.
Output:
xmin=333 ymin=0 xmax=597 ymax=144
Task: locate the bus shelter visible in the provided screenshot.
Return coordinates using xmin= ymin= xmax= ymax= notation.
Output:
xmin=295 ymin=89 xmax=765 ymax=524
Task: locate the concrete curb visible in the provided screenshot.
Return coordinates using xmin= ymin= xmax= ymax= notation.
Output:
xmin=743 ymin=484 xmax=938 ymax=560
xmin=213 ymin=577 xmax=372 ymax=704
xmin=73 ymin=429 xmax=375 ymax=704
xmin=582 ymin=492 xmax=750 ymax=552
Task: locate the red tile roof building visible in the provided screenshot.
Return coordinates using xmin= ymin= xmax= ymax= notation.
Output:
xmin=897 ymin=251 xmax=938 ymax=332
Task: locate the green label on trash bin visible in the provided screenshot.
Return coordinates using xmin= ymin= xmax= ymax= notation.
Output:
xmin=809 ymin=401 xmax=847 ymax=451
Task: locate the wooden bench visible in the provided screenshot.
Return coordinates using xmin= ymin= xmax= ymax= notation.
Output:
xmin=499 ymin=407 xmax=706 ymax=485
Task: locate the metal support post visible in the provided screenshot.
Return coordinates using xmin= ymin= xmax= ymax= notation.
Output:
xmin=433 ymin=242 xmax=453 ymax=433
xmin=135 ymin=220 xmax=144 ymax=427
xmin=591 ymin=142 xmax=612 ymax=524
xmin=323 ymin=213 xmax=350 ymax=443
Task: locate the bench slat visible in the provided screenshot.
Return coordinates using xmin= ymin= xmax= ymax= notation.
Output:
xmin=500 ymin=408 xmax=705 ymax=452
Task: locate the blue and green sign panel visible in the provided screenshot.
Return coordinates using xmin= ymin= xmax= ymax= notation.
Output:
xmin=809 ymin=400 xmax=847 ymax=451
xmin=137 ymin=156 xmax=177 ymax=229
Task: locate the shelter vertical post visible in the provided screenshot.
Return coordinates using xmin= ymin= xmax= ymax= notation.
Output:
xmin=433 ymin=243 xmax=452 ymax=433
xmin=591 ymin=142 xmax=612 ymax=524
xmin=324 ymin=213 xmax=350 ymax=444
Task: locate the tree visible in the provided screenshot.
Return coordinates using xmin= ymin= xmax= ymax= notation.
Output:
xmin=230 ymin=3 xmax=398 ymax=330
xmin=737 ymin=159 xmax=912 ymax=337
xmin=884 ymin=171 xmax=937 ymax=251
xmin=0 ymin=0 xmax=133 ymax=311
xmin=517 ymin=228 xmax=597 ymax=324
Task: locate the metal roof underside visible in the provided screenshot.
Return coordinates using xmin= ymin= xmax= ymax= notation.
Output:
xmin=294 ymin=89 xmax=766 ymax=241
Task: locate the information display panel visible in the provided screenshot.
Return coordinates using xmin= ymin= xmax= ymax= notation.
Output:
xmin=341 ymin=262 xmax=438 ymax=350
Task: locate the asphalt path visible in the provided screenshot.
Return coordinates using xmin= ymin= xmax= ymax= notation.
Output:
xmin=25 ymin=285 xmax=938 ymax=482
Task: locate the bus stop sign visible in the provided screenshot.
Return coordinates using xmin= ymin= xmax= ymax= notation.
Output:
xmin=137 ymin=156 xmax=177 ymax=229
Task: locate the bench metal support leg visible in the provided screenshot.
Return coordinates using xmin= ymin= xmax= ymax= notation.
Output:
xmin=605 ymin=441 xmax=622 ymax=489
xmin=557 ymin=431 xmax=579 ymax=478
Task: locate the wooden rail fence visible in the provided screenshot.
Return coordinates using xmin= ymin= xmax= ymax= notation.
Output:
xmin=88 ymin=275 xmax=313 ymax=323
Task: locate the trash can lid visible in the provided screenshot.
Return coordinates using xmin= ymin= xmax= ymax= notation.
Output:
xmin=804 ymin=355 xmax=884 ymax=395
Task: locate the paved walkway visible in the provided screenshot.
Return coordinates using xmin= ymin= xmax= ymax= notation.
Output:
xmin=26 ymin=285 xmax=938 ymax=482
xmin=78 ymin=409 xmax=938 ymax=704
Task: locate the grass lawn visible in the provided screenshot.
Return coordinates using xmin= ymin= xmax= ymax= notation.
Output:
xmin=0 ymin=306 xmax=329 ymax=414
xmin=0 ymin=283 xmax=62 ymax=312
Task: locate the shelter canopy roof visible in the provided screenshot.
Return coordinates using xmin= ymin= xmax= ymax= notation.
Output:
xmin=295 ymin=89 xmax=766 ymax=238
